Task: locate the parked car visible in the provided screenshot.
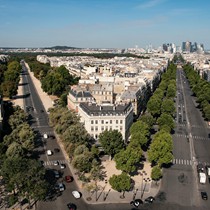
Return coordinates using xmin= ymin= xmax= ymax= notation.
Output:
xmin=72 ymin=191 xmax=81 ymax=199
xmin=65 ymin=175 xmax=73 ymax=183
xmin=201 ymin=191 xmax=208 ymax=200
xmin=206 ymin=165 xmax=210 ymax=176
xmin=145 ymin=196 xmax=155 ymax=203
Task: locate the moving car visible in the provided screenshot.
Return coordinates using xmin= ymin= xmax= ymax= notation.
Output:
xmin=145 ymin=196 xmax=155 ymax=203
xmin=201 ymin=191 xmax=208 ymax=200
xmin=72 ymin=191 xmax=81 ymax=199
xmin=55 ymin=183 xmax=65 ymax=192
xmin=47 ymin=150 xmax=52 ymax=156
xmin=53 ymin=161 xmax=59 ymax=166
xmin=60 ymin=163 xmax=66 ymax=169
xmin=130 ymin=199 xmax=143 ymax=207
xmin=65 ymin=175 xmax=73 ymax=183
xmin=67 ymin=203 xmax=77 ymax=210
xmin=43 ymin=133 xmax=48 ymax=139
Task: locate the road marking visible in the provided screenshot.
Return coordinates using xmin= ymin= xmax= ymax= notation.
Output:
xmin=43 ymin=159 xmax=68 ymax=166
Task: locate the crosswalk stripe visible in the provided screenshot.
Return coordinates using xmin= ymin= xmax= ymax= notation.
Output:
xmin=43 ymin=159 xmax=68 ymax=166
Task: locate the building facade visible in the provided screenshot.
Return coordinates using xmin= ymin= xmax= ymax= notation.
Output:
xmin=78 ymin=102 xmax=133 ymax=142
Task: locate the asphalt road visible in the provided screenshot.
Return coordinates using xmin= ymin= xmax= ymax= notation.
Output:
xmin=159 ymin=68 xmax=210 ymax=210
xmin=20 ymin=62 xmax=210 ymax=210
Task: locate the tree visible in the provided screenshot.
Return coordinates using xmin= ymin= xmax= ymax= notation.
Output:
xmin=151 ymin=166 xmax=162 ymax=181
xmin=148 ymin=131 xmax=173 ymax=166
xmin=62 ymin=123 xmax=90 ymax=145
xmin=147 ymin=97 xmax=162 ymax=117
xmin=72 ymin=152 xmax=94 ymax=173
xmin=161 ymin=99 xmax=175 ymax=116
xmin=109 ymin=172 xmax=131 ymax=194
xmin=157 ymin=113 xmax=175 ymax=132
xmin=139 ymin=113 xmax=155 ymax=130
xmin=115 ymin=145 xmax=142 ymax=173
xmin=130 ymin=121 xmax=149 ymax=146
xmin=99 ymin=130 xmax=124 ymax=158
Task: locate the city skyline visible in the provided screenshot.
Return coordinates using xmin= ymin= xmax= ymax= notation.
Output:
xmin=0 ymin=0 xmax=210 ymax=49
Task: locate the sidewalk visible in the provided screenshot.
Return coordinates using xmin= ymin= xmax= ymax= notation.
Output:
xmin=11 ymin=63 xmax=161 ymax=207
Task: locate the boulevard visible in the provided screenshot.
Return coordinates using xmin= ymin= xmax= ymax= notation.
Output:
xmin=18 ymin=62 xmax=210 ymax=210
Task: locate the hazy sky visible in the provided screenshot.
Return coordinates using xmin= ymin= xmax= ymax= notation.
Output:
xmin=0 ymin=0 xmax=209 ymax=49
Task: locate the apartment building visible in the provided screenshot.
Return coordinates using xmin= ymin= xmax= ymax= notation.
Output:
xmin=78 ymin=102 xmax=133 ymax=142
xmin=67 ymin=85 xmax=95 ymax=112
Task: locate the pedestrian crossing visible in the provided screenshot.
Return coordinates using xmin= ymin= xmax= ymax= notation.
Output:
xmin=172 ymin=158 xmax=210 ymax=166
xmin=174 ymin=134 xmax=209 ymax=141
xmin=43 ymin=159 xmax=68 ymax=166
xmin=172 ymin=159 xmax=193 ymax=165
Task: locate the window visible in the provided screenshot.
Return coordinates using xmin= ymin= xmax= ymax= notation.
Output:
xmin=116 ymin=120 xmax=118 ymax=124
xmin=91 ymin=120 xmax=94 ymax=124
xmin=95 ymin=120 xmax=98 ymax=124
xmin=91 ymin=126 xmax=94 ymax=131
xmin=120 ymin=120 xmax=123 ymax=124
xmin=101 ymin=126 xmax=104 ymax=131
xmin=110 ymin=120 xmax=112 ymax=124
xmin=120 ymin=126 xmax=123 ymax=131
xmin=101 ymin=120 xmax=104 ymax=124
xmin=95 ymin=126 xmax=98 ymax=131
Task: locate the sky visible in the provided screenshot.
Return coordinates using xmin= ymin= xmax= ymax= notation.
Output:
xmin=0 ymin=0 xmax=210 ymax=49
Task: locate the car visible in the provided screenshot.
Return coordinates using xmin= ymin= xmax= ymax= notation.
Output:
xmin=145 ymin=196 xmax=155 ymax=203
xmin=47 ymin=150 xmax=52 ymax=156
xmin=67 ymin=203 xmax=77 ymax=210
xmin=65 ymin=175 xmax=73 ymax=183
xmin=55 ymin=183 xmax=65 ymax=192
xmin=53 ymin=161 xmax=59 ymax=166
xmin=43 ymin=133 xmax=48 ymax=139
xmin=54 ymin=148 xmax=60 ymax=153
xmin=60 ymin=163 xmax=66 ymax=169
xmin=53 ymin=170 xmax=60 ymax=178
xmin=197 ymin=163 xmax=204 ymax=172
xmin=201 ymin=191 xmax=208 ymax=200
xmin=130 ymin=199 xmax=143 ymax=207
xmin=72 ymin=191 xmax=81 ymax=199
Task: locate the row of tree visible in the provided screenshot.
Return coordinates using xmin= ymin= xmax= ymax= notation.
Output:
xmin=0 ymin=59 xmax=22 ymax=98
xmin=183 ymin=63 xmax=210 ymax=120
xmin=146 ymin=62 xmax=177 ymax=175
xmin=26 ymin=57 xmax=79 ymax=98
xmin=0 ymin=105 xmax=49 ymax=207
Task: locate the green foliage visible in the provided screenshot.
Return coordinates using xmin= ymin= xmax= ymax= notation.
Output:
xmin=147 ymin=97 xmax=162 ymax=117
xmin=109 ymin=172 xmax=131 ymax=192
xmin=9 ymin=106 xmax=28 ymax=129
xmin=139 ymin=113 xmax=155 ymax=129
xmin=148 ymin=130 xmax=173 ymax=166
xmin=115 ymin=145 xmax=142 ymax=173
xmin=151 ymin=165 xmax=162 ymax=180
xmin=161 ymin=98 xmax=175 ymax=116
xmin=74 ymin=145 xmax=89 ymax=156
xmin=1 ymin=157 xmax=48 ymax=201
xmin=72 ymin=152 xmax=94 ymax=173
xmin=99 ymin=130 xmax=124 ymax=158
xmin=157 ymin=113 xmax=175 ymax=132
xmin=130 ymin=121 xmax=149 ymax=146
